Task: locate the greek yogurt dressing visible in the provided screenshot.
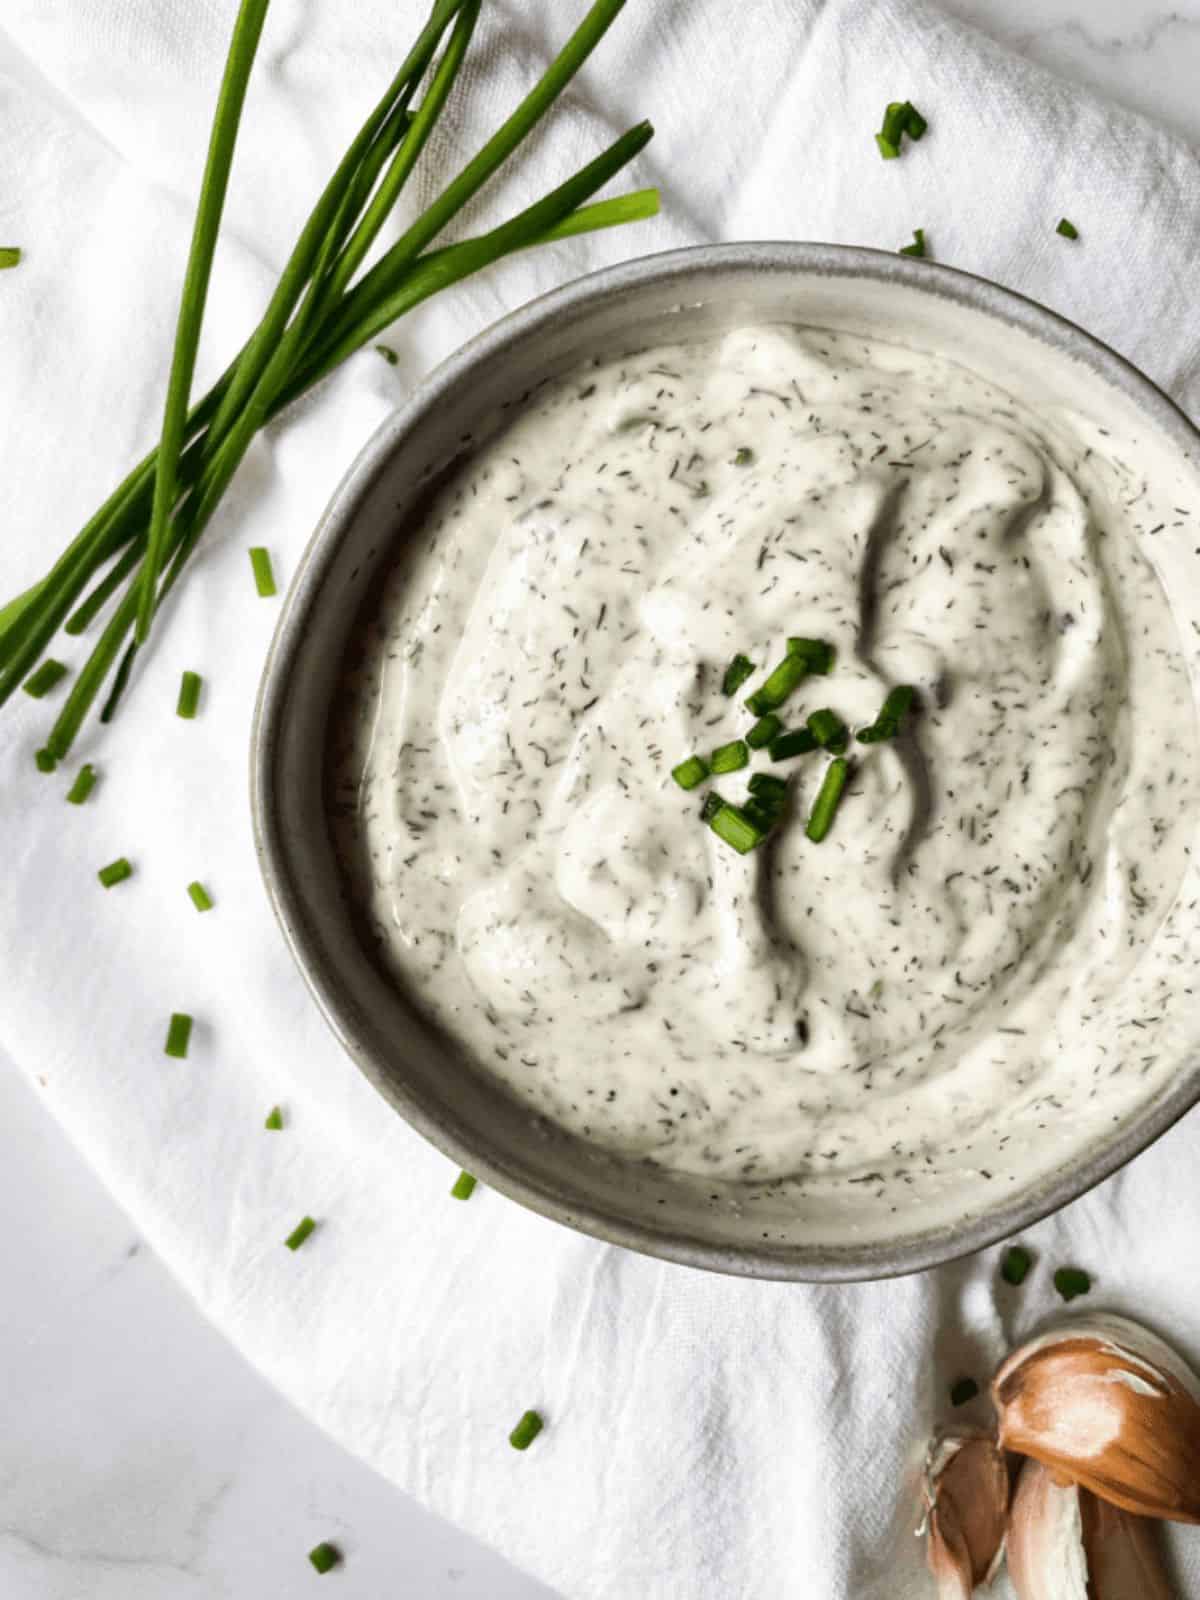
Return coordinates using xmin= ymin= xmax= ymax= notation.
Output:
xmin=332 ymin=324 xmax=1200 ymax=1188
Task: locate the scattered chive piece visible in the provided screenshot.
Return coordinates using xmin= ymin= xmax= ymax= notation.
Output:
xmin=308 ymin=1542 xmax=341 ymax=1575
xmin=709 ymin=803 xmax=764 ymax=855
xmin=904 ymin=103 xmax=928 ymax=140
xmin=806 ymin=757 xmax=850 ymax=843
xmin=699 ymin=791 xmax=725 ymax=824
xmin=375 ymin=343 xmax=399 ymax=364
xmin=671 ymin=754 xmax=709 ymax=791
xmin=721 ymin=653 xmax=757 ymax=696
xmin=265 ymin=1106 xmax=284 ymax=1131
xmin=0 ymin=247 xmax=20 ymax=270
xmin=787 ymin=638 xmax=835 ymax=675
xmin=734 ymin=447 xmax=755 ymax=467
xmin=899 ymin=228 xmax=927 ymax=259
xmin=284 ymin=1216 xmax=317 ymax=1252
xmin=746 ymin=712 xmax=783 ymax=750
xmin=742 ymin=798 xmax=778 ymax=833
xmin=249 ymin=546 xmax=277 ymax=598
xmin=509 ymin=1410 xmax=545 ymax=1451
xmin=807 ymin=708 xmax=849 ymax=752
xmin=745 ymin=651 xmax=808 ymax=715
xmin=875 ymin=133 xmax=900 ymax=161
xmin=950 ymin=1377 xmax=979 ymax=1407
xmin=164 ymin=1011 xmax=193 ymax=1058
xmin=710 ymin=739 xmax=749 ymax=775
xmin=67 ymin=764 xmax=97 ymax=805
xmin=1057 ymin=217 xmax=1080 ymax=241
xmin=858 ymin=685 xmax=917 ymax=744
xmin=880 ymin=101 xmax=909 ymax=149
xmin=748 ymin=773 xmax=789 ymax=804
xmin=35 ymin=747 xmax=57 ymax=773
xmin=22 ymin=658 xmax=69 ymax=698
xmin=176 ymin=669 xmax=202 ymax=719
xmin=187 ymin=880 xmax=214 ymax=912
xmin=1054 ymin=1266 xmax=1092 ymax=1302
xmin=98 ymin=856 xmax=133 ymax=889
xmin=1001 ymin=1245 xmax=1032 ymax=1286
xmin=769 ymin=728 xmax=818 ymax=763
xmin=451 ymin=1170 xmax=478 ymax=1200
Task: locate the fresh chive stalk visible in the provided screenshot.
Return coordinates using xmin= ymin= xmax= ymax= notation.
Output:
xmin=721 ymin=653 xmax=756 ymax=696
xmin=308 ymin=1543 xmax=341 ymax=1575
xmin=710 ymin=739 xmax=749 ymax=775
xmin=284 ymin=1216 xmax=317 ymax=1251
xmin=451 ymin=1170 xmax=478 ymax=1200
xmin=671 ymin=755 xmax=709 ymax=791
xmin=769 ymin=728 xmax=817 ymax=763
xmin=98 ymin=857 xmax=133 ymax=889
xmin=509 ymin=1410 xmax=545 ymax=1451
xmin=249 ymin=547 xmax=277 ymax=597
xmin=745 ymin=652 xmax=808 ymax=715
xmin=66 ymin=764 xmax=97 ymax=805
xmin=176 ymin=670 xmax=203 ymax=719
xmin=187 ymin=880 xmax=214 ymax=912
xmin=164 ymin=1011 xmax=193 ymax=1058
xmin=746 ymin=712 xmax=782 ymax=750
xmin=22 ymin=659 xmax=68 ymax=698
xmin=806 ymin=758 xmax=850 ymax=842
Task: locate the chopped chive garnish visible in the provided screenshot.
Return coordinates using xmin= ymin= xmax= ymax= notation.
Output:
xmin=880 ymin=101 xmax=909 ymax=148
xmin=1053 ymin=1266 xmax=1091 ymax=1302
xmin=806 ymin=757 xmax=850 ymax=843
xmin=742 ymin=799 xmax=780 ymax=833
xmin=721 ymin=653 xmax=757 ymax=696
xmin=66 ymin=764 xmax=97 ymax=805
xmin=265 ymin=1106 xmax=284 ymax=1130
xmin=509 ymin=1410 xmax=545 ymax=1451
xmin=748 ymin=773 xmax=789 ymax=805
xmin=734 ymin=447 xmax=754 ymax=466
xmin=710 ymin=739 xmax=749 ymax=775
xmin=746 ymin=712 xmax=783 ymax=750
xmin=1057 ymin=217 xmax=1080 ymax=240
xmin=176 ymin=670 xmax=202 ymax=719
xmin=671 ymin=754 xmax=709 ymax=791
xmin=875 ymin=133 xmax=900 ymax=161
xmin=0 ymin=247 xmax=20 ymax=270
xmin=35 ymin=747 xmax=57 ymax=773
xmin=375 ymin=343 xmax=399 ymax=364
xmin=284 ymin=1216 xmax=317 ymax=1251
xmin=950 ymin=1376 xmax=979 ymax=1407
xmin=858 ymin=685 xmax=917 ymax=744
xmin=699 ymin=791 xmax=725 ymax=823
xmin=745 ymin=651 xmax=808 ymax=715
xmin=249 ymin=546 xmax=277 ymax=598
xmin=787 ymin=638 xmax=835 ymax=675
xmin=769 ymin=728 xmax=818 ymax=763
xmin=807 ymin=708 xmax=849 ymax=752
xmin=451 ymin=1170 xmax=477 ymax=1200
xmin=898 ymin=228 xmax=926 ymax=259
xmin=1001 ymin=1245 xmax=1032 ymax=1286
xmin=308 ymin=1542 xmax=340 ymax=1575
xmin=22 ymin=658 xmax=68 ymax=698
xmin=904 ymin=103 xmax=928 ymax=139
xmin=187 ymin=880 xmax=214 ymax=912
xmin=709 ymin=803 xmax=764 ymax=855
xmin=164 ymin=1011 xmax=193 ymax=1058
xmin=98 ymin=856 xmax=133 ymax=889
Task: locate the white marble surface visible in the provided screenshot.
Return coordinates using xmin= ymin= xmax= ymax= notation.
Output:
xmin=4 ymin=2 xmax=1200 ymax=1595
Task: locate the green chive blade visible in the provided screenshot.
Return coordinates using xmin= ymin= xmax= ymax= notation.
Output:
xmin=671 ymin=754 xmax=709 ymax=792
xmin=308 ymin=1542 xmax=341 ymax=1575
xmin=806 ymin=757 xmax=850 ymax=843
xmin=710 ymin=739 xmax=749 ymax=775
xmin=164 ymin=1011 xmax=193 ymax=1058
xmin=451 ymin=1170 xmax=478 ymax=1200
xmin=284 ymin=1215 xmax=317 ymax=1251
xmin=1057 ymin=217 xmax=1080 ymax=241
xmin=0 ymin=247 xmax=21 ymax=270
xmin=950 ymin=1376 xmax=979 ymax=1408
xmin=22 ymin=658 xmax=69 ymax=699
xmin=98 ymin=856 xmax=133 ymax=889
xmin=1001 ymin=1245 xmax=1032 ymax=1286
xmin=66 ymin=764 xmax=98 ymax=805
xmin=176 ymin=670 xmax=203 ymax=719
xmin=187 ymin=880 xmax=214 ymax=912
xmin=509 ymin=1410 xmax=545 ymax=1451
xmin=1053 ymin=1265 xmax=1091 ymax=1302
xmin=265 ymin=1105 xmax=284 ymax=1131
xmin=249 ymin=547 xmax=277 ymax=598
xmin=721 ymin=653 xmax=757 ymax=697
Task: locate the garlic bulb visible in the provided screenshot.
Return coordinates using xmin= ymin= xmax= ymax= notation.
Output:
xmin=1007 ymin=1457 xmax=1176 ymax=1600
xmin=921 ymin=1431 xmax=1009 ymax=1599
xmin=992 ymin=1313 xmax=1200 ymax=1524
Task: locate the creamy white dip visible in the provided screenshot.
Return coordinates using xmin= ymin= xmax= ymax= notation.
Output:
xmin=332 ymin=324 xmax=1200 ymax=1191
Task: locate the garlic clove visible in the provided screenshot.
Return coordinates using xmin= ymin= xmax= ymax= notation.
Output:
xmin=1007 ymin=1457 xmax=1177 ymax=1600
xmin=922 ymin=1432 xmax=1009 ymax=1598
xmin=992 ymin=1313 xmax=1200 ymax=1524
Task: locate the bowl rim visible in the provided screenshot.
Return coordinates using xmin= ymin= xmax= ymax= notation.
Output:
xmin=252 ymin=239 xmax=1200 ymax=1282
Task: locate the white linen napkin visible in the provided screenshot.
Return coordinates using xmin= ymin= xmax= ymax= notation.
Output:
xmin=2 ymin=2 xmax=1199 ymax=1594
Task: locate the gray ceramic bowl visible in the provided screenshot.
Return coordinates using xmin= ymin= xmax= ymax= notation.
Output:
xmin=251 ymin=242 xmax=1200 ymax=1281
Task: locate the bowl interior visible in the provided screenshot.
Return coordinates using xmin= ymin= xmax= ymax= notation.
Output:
xmin=253 ymin=244 xmax=1200 ymax=1280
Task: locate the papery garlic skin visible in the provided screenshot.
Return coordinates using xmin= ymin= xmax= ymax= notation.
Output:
xmin=922 ymin=1432 xmax=1009 ymax=1598
xmin=993 ymin=1314 xmax=1200 ymax=1523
